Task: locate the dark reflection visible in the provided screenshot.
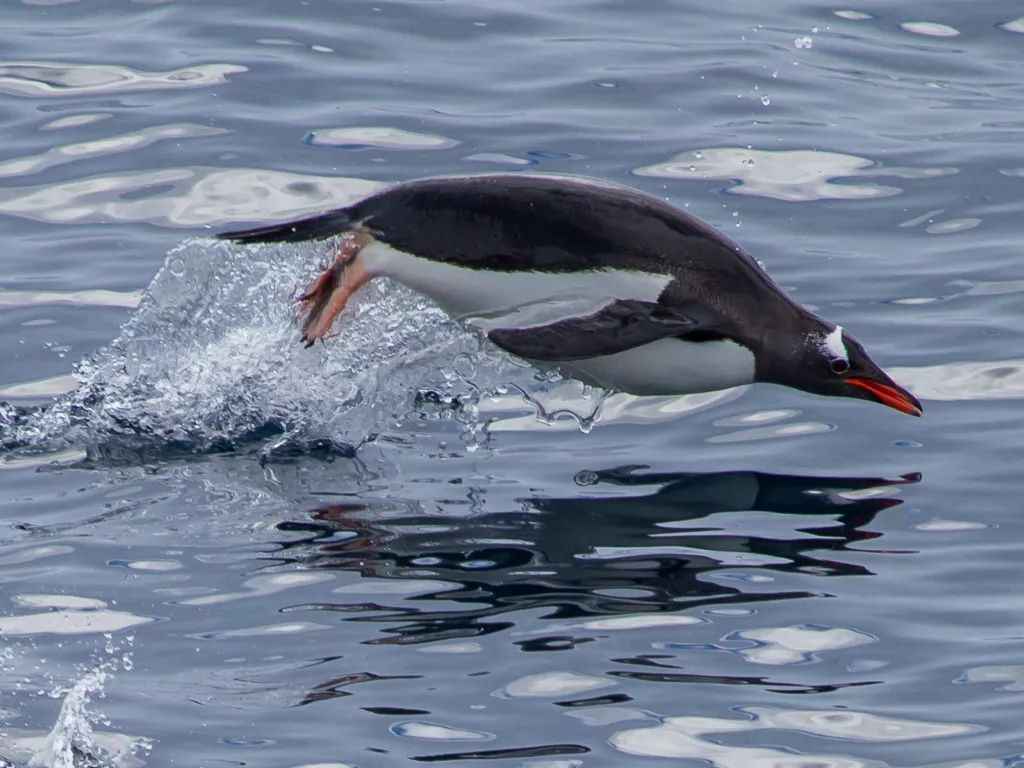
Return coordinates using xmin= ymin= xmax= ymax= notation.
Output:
xmin=275 ymin=466 xmax=919 ymax=645
xmin=410 ymin=744 xmax=590 ymax=763
xmin=604 ymin=669 xmax=875 ymax=695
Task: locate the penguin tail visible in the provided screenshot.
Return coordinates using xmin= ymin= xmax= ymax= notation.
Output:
xmin=217 ymin=208 xmax=355 ymax=244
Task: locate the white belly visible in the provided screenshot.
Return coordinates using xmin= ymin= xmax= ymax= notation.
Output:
xmin=552 ymin=337 xmax=755 ymax=396
xmin=359 ymin=241 xmax=753 ymax=396
xmin=361 ymin=241 xmax=672 ymax=322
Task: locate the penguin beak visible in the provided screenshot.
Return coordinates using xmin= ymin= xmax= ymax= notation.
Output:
xmin=846 ymin=377 xmax=923 ymax=417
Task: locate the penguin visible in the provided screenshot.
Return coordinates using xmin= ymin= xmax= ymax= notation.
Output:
xmin=219 ymin=174 xmax=922 ymax=416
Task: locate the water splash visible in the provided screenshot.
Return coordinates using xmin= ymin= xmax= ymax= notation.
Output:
xmin=30 ymin=668 xmax=110 ymax=768
xmin=1 ymin=660 xmax=150 ymax=768
xmin=1 ymin=240 xmax=599 ymax=460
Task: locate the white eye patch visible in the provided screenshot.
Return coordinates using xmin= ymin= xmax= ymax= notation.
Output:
xmin=821 ymin=324 xmax=848 ymax=362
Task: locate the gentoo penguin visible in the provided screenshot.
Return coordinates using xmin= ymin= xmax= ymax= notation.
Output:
xmin=219 ymin=174 xmax=922 ymax=416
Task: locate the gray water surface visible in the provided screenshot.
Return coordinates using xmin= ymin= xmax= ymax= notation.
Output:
xmin=2 ymin=1 xmax=1023 ymax=766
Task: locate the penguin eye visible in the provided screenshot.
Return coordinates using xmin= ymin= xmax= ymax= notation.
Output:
xmin=829 ymin=358 xmax=850 ymax=375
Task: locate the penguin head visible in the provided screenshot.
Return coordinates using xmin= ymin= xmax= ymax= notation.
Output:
xmin=760 ymin=319 xmax=923 ymax=416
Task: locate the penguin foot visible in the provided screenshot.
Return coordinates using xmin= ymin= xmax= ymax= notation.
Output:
xmin=297 ymin=235 xmax=371 ymax=346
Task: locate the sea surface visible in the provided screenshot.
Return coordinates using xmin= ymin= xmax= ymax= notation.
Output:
xmin=1 ymin=1 xmax=1023 ymax=766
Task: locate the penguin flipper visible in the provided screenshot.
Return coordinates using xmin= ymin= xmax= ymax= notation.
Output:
xmin=486 ymin=299 xmax=723 ymax=361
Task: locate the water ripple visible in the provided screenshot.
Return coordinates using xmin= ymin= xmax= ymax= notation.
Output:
xmin=724 ymin=624 xmax=876 ymax=665
xmin=0 ymin=123 xmax=227 ymax=178
xmin=0 ymin=595 xmax=154 ymax=636
xmin=0 ymin=287 xmax=142 ymax=308
xmin=892 ymin=359 xmax=1024 ymax=401
xmin=900 ymin=22 xmax=961 ymax=38
xmin=634 ymin=147 xmax=955 ymax=202
xmin=0 ymin=60 xmax=247 ymax=97
xmin=305 ymin=126 xmax=459 ymax=150
xmin=0 ymin=167 xmax=382 ymax=226
xmin=612 ymin=707 xmax=977 ymax=763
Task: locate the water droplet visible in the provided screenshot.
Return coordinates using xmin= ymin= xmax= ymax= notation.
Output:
xmin=793 ymin=35 xmax=813 ymax=49
xmin=693 ymin=150 xmax=703 ymax=159
xmin=575 ymin=470 xmax=599 ymax=486
xmin=760 ymin=94 xmax=771 ymax=106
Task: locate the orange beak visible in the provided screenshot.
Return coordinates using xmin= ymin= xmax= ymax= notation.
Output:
xmin=847 ymin=377 xmax=923 ymax=417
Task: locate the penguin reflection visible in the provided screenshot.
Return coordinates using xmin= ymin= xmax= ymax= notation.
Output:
xmin=276 ymin=467 xmax=918 ymax=645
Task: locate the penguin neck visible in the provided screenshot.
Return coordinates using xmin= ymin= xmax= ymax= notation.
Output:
xmin=752 ymin=307 xmax=831 ymax=387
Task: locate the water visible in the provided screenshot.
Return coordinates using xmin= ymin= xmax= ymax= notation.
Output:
xmin=1 ymin=1 xmax=1023 ymax=766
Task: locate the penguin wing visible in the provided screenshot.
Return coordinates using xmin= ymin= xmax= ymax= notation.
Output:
xmin=486 ymin=299 xmax=722 ymax=361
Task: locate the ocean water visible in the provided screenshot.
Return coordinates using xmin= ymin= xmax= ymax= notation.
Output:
xmin=1 ymin=1 xmax=1023 ymax=766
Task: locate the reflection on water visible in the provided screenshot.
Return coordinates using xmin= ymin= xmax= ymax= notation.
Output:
xmin=633 ymin=147 xmax=955 ymax=202
xmin=0 ymin=124 xmax=228 ymax=179
xmin=0 ymin=167 xmax=382 ymax=226
xmin=0 ymin=61 xmax=246 ymax=97
xmin=611 ymin=705 xmax=975 ymax=764
xmin=274 ymin=466 xmax=917 ymax=646
xmin=900 ymin=21 xmax=961 ymax=38
xmin=305 ymin=126 xmax=460 ymax=150
xmin=892 ymin=358 xmax=1024 ymax=401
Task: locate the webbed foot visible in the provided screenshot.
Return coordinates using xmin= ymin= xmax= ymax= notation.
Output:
xmin=297 ymin=235 xmax=371 ymax=346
